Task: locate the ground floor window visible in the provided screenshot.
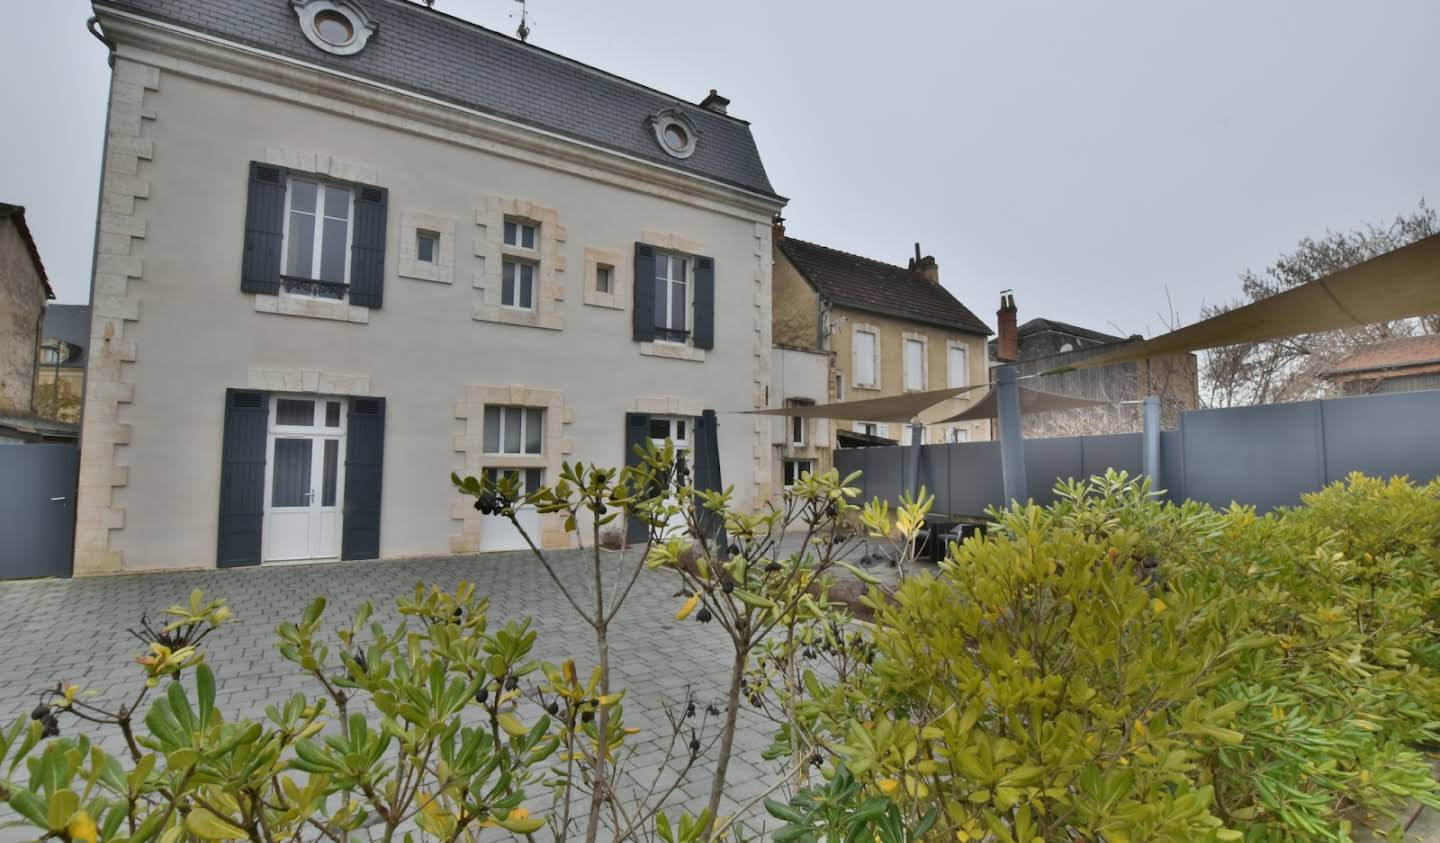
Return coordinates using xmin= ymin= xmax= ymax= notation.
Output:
xmin=648 ymin=416 xmax=690 ymax=450
xmin=481 ymin=466 xmax=545 ymax=494
xmin=783 ymin=459 xmax=815 ymax=487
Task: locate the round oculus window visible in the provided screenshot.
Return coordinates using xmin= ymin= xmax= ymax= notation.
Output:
xmin=313 ymin=9 xmax=355 ymax=45
xmin=662 ymin=123 xmax=689 ymax=153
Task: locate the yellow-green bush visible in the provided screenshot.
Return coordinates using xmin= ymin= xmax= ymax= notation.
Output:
xmin=794 ymin=472 xmax=1440 ymax=842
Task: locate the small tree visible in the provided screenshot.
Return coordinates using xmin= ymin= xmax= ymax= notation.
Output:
xmin=1202 ymin=200 xmax=1438 ymax=407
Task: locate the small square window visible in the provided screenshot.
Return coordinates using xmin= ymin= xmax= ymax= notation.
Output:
xmin=596 ymin=264 xmax=613 ymax=294
xmin=416 ymin=230 xmax=438 ymax=263
xmin=503 ymin=219 xmax=537 ymax=250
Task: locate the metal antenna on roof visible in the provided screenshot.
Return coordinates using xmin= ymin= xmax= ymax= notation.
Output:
xmin=514 ymin=0 xmax=531 ymax=42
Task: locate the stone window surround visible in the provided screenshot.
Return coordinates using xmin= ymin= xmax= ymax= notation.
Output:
xmin=247 ymin=367 xmax=371 ymax=396
xmin=292 ymin=0 xmax=378 ymax=57
xmin=473 ymin=196 xmax=567 ymax=331
xmin=252 ymin=147 xmax=379 ymax=324
xmin=582 ymin=246 xmax=626 ymax=310
xmin=452 ymin=384 xmax=574 ymax=552
xmin=851 ymin=322 xmax=881 ymax=391
xmin=637 ymin=230 xmax=707 ymax=363
xmin=902 ymin=331 xmax=929 ymax=393
xmin=398 ymin=209 xmax=456 ymax=284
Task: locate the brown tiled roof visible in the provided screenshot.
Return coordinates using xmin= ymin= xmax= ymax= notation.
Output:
xmin=0 ymin=203 xmax=53 ymax=299
xmin=777 ymin=238 xmax=990 ymax=335
xmin=1323 ymin=334 xmax=1440 ymax=377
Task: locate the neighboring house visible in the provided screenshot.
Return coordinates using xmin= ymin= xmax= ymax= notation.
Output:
xmin=78 ymin=0 xmax=785 ymax=574
xmin=35 ymin=304 xmax=90 ymax=423
xmin=989 ymin=294 xmax=1198 ymax=437
xmin=1320 ymin=334 xmax=1440 ymax=396
xmin=771 ymin=224 xmax=992 ymax=464
xmin=0 ymin=203 xmax=53 ymax=417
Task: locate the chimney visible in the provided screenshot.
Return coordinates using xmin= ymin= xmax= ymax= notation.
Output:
xmin=996 ymin=291 xmax=1019 ymax=362
xmin=771 ymin=213 xmax=786 ymax=243
xmin=906 ymin=242 xmax=940 ymax=283
xmin=699 ymin=89 xmax=730 ymax=115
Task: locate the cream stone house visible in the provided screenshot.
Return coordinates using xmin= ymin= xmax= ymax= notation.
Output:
xmin=77 ymin=0 xmax=784 ymax=573
xmin=771 ymin=224 xmax=992 ymax=474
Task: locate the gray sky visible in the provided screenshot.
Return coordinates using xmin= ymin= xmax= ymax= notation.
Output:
xmin=4 ymin=1 xmax=1438 ymax=338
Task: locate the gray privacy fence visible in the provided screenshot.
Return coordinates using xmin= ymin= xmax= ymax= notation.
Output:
xmin=833 ymin=388 xmax=1440 ymax=516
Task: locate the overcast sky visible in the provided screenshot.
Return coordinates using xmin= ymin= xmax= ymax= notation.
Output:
xmin=4 ymin=0 xmax=1438 ymax=337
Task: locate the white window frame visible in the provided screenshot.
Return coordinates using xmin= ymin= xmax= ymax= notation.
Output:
xmin=503 ymin=219 xmax=538 ymax=251
xmin=947 ymin=342 xmax=970 ymax=389
xmin=481 ymin=466 xmax=546 ymax=494
xmin=596 ymin=264 xmax=613 ymax=294
xmin=501 ymin=259 xmax=537 ymax=311
xmin=648 ymin=415 xmax=690 ymax=450
xmin=903 ymin=336 xmax=927 ymax=392
xmin=948 ymin=426 xmax=969 ymax=444
xmin=834 ymin=372 xmax=844 ymax=401
xmin=484 ymin=405 xmax=545 ymax=456
xmin=280 ymin=176 xmax=355 ymax=298
xmin=787 ymin=399 xmax=810 ymax=447
xmin=653 ymin=251 xmax=692 ymax=344
xmin=782 ymin=459 xmax=815 ymax=488
xmin=416 ymin=229 xmax=438 ymax=264
xmin=853 ymin=328 xmax=879 ymax=388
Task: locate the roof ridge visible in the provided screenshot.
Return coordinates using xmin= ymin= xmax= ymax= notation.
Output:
xmin=373 ymin=0 xmax=754 ymax=126
xmin=780 ymin=236 xmax=928 ymax=280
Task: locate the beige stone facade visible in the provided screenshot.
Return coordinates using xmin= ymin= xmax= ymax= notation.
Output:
xmin=0 ymin=209 xmax=51 ymax=415
xmin=74 ymin=10 xmax=783 ymax=573
xmin=772 ymin=242 xmax=991 ymax=445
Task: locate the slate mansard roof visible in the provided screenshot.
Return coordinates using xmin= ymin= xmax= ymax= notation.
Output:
xmin=776 ymin=237 xmax=992 ymax=336
xmin=94 ymin=0 xmax=779 ymax=198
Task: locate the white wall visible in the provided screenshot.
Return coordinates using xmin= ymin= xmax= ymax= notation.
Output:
xmin=86 ymin=55 xmax=777 ymax=571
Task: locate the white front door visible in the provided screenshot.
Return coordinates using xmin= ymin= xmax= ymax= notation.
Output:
xmin=648 ymin=416 xmax=691 ymax=537
xmin=264 ymin=396 xmax=346 ymax=562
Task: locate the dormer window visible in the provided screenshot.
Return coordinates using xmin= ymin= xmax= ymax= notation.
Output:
xmin=648 ymin=109 xmax=698 ymax=159
xmin=292 ymin=0 xmax=376 ymax=56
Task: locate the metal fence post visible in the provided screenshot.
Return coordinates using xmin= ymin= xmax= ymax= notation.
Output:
xmin=1141 ymin=395 xmax=1161 ymax=495
xmin=905 ymin=422 xmax=923 ymax=498
xmin=997 ymin=364 xmax=1028 ymax=504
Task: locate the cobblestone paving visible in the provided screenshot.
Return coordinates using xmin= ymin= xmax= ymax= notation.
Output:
xmin=0 ymin=549 xmax=790 ymax=838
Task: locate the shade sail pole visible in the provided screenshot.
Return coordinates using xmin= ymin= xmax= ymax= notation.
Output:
xmin=997 ymin=365 xmax=1028 ymax=504
xmin=1141 ymin=395 xmax=1162 ymax=496
xmin=905 ymin=422 xmax=923 ymax=499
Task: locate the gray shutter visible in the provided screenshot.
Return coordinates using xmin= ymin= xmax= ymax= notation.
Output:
xmin=692 ymin=409 xmax=728 ymax=551
xmin=342 ymin=396 xmax=386 ymax=560
xmin=693 ymin=255 xmax=715 ymax=350
xmin=633 ymin=243 xmax=656 ymax=342
xmin=241 ymin=162 xmax=287 ymax=295
xmin=624 ymin=412 xmax=651 ymax=543
xmin=349 ymin=184 xmax=388 ymax=308
xmin=216 ymin=389 xmax=268 ymax=567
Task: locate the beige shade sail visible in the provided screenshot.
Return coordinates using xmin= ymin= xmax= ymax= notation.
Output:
xmin=934 ymin=386 xmax=1112 ymax=423
xmin=744 ymin=383 xmax=989 ymax=423
xmin=1064 ymin=232 xmax=1440 ymax=372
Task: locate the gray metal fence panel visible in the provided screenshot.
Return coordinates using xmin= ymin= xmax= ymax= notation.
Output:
xmin=1160 ymin=431 xmax=1185 ymax=504
xmin=0 ymin=443 xmax=77 ymax=579
xmin=863 ymin=446 xmax=904 ymax=504
xmin=1319 ymin=389 xmax=1440 ymax=485
xmin=833 ymin=448 xmax=864 ymax=483
xmin=1181 ymin=400 xmax=1326 ymax=512
xmin=948 ymin=441 xmax=1005 ymax=515
xmin=1024 ymin=437 xmax=1084 ymax=506
xmin=1080 ymin=433 xmax=1143 ymax=480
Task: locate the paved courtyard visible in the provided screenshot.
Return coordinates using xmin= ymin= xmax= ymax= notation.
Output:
xmin=0 ymin=549 xmax=792 ymax=838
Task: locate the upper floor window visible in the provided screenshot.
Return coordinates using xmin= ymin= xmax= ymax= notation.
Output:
xmin=283 ymin=178 xmax=352 ymax=299
xmin=504 ymin=220 xmax=537 ymax=250
xmin=948 ymin=344 xmax=969 ymax=388
xmin=596 ymin=264 xmax=613 ymax=294
xmin=501 ymin=260 xmax=536 ymax=310
xmin=484 ymin=406 xmax=544 ymax=455
xmin=653 ymin=252 xmax=689 ymax=343
xmin=853 ymin=329 xmax=878 ymax=387
xmin=904 ymin=338 xmax=926 ymax=391
xmin=416 ymin=230 xmax=438 ymax=263
xmin=787 ymin=399 xmax=811 ymax=447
